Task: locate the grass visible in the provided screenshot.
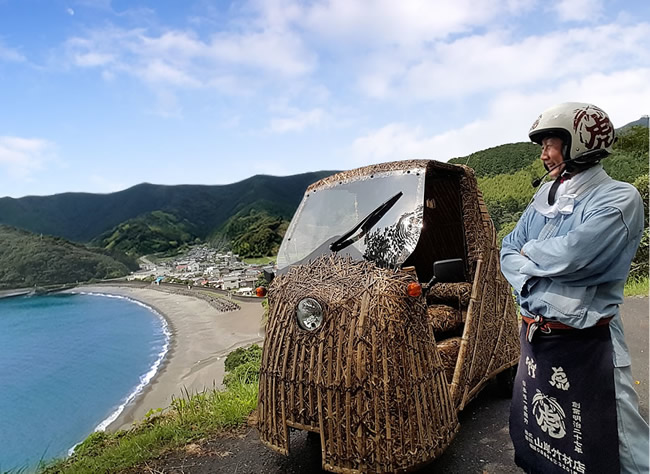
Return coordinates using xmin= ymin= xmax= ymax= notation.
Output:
xmin=241 ymin=255 xmax=276 ymax=265
xmin=40 ymin=347 xmax=261 ymax=474
xmin=624 ymin=276 xmax=649 ymax=297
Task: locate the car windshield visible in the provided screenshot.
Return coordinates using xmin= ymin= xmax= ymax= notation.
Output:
xmin=277 ymin=169 xmax=426 ymax=272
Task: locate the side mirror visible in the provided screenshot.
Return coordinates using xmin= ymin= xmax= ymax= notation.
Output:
xmin=428 ymin=258 xmax=465 ymax=286
xmin=263 ymin=268 xmax=275 ymax=284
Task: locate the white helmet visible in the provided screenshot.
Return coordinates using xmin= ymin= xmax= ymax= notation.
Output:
xmin=529 ymin=102 xmax=616 ymax=166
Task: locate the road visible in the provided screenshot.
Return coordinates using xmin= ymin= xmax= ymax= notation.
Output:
xmin=137 ymin=297 xmax=648 ymax=474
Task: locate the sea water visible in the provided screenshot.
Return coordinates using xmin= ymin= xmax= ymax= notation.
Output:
xmin=0 ymin=292 xmax=169 ymax=472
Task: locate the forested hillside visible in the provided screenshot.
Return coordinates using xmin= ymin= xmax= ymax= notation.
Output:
xmin=91 ymin=211 xmax=199 ymax=256
xmin=0 ymin=122 xmax=645 ymax=264
xmin=450 ymin=125 xmax=649 ymax=279
xmin=0 ymin=225 xmax=138 ymax=289
xmin=211 ymin=209 xmax=289 ymax=257
xmin=0 ymin=171 xmax=334 ymax=242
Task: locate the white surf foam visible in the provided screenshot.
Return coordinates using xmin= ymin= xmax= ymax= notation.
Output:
xmin=67 ymin=291 xmax=171 ymax=455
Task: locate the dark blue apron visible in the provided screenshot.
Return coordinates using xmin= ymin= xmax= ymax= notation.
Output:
xmin=510 ymin=322 xmax=619 ymax=473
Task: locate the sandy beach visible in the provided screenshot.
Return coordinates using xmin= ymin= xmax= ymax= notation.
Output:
xmin=71 ymin=285 xmax=265 ymax=432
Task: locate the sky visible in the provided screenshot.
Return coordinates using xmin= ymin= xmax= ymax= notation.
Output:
xmin=0 ymin=0 xmax=648 ymax=198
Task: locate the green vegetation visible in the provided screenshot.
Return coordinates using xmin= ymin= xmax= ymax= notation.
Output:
xmin=624 ymin=277 xmax=649 ymax=297
xmin=92 ymin=210 xmax=197 ymax=256
xmin=449 ymin=142 xmax=540 ymax=177
xmin=0 ymin=172 xmax=334 ymax=243
xmin=224 ymin=344 xmax=262 ymax=373
xmin=0 ymin=225 xmax=137 ymax=289
xmin=629 ymin=174 xmax=648 ymax=282
xmin=41 ymin=345 xmax=262 ymax=474
xmin=0 ymin=123 xmax=645 ymax=281
xmin=449 ymin=125 xmax=649 ymax=285
xmin=223 ymin=344 xmax=263 ymax=387
xmin=242 ymin=255 xmax=277 ymax=265
xmin=213 ymin=209 xmax=288 ymax=258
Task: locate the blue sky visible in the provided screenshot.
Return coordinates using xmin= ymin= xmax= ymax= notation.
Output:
xmin=0 ymin=0 xmax=648 ymax=198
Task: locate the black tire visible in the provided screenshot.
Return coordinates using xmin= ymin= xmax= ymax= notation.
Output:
xmin=306 ymin=430 xmax=321 ymax=444
xmin=496 ymin=364 xmax=517 ymax=398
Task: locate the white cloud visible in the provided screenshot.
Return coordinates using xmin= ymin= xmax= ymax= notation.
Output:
xmin=552 ymin=0 xmax=604 ymax=22
xmin=0 ymin=137 xmax=55 ymax=178
xmin=350 ymin=122 xmax=487 ymax=165
xmin=64 ymin=22 xmax=315 ymax=88
xmin=208 ymin=30 xmax=315 ymax=77
xmin=73 ymin=51 xmax=115 ymax=67
xmin=349 ymin=68 xmax=650 ymax=166
xmin=138 ymin=59 xmax=201 ymax=87
xmin=270 ymin=107 xmax=324 ymax=133
xmin=56 ymin=1 xmax=649 ymax=133
xmin=0 ymin=41 xmax=26 ymax=62
xmin=357 ymin=21 xmax=650 ymax=101
xmin=303 ymin=0 xmax=506 ymax=47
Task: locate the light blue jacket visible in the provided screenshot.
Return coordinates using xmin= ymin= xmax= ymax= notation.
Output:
xmin=500 ymin=166 xmax=644 ymax=367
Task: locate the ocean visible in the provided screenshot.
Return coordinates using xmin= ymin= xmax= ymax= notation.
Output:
xmin=0 ymin=292 xmax=170 ymax=472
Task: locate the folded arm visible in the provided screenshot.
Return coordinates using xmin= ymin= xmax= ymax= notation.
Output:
xmin=500 ymin=207 xmax=534 ymax=295
xmin=519 ymin=206 xmax=632 ymax=284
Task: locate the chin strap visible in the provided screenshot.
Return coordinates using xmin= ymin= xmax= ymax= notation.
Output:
xmin=547 ymin=170 xmax=576 ymax=205
xmin=547 ymin=176 xmax=563 ymax=205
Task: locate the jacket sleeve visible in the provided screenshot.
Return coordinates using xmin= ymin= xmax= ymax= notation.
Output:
xmin=519 ymin=204 xmax=639 ymax=285
xmin=500 ymin=207 xmax=534 ymax=296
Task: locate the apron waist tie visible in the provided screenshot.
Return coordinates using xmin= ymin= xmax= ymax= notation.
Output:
xmin=522 ymin=314 xmax=613 ymax=343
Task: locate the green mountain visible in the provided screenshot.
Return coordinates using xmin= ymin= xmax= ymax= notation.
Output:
xmin=0 ymin=119 xmax=646 ymax=264
xmin=617 ymin=115 xmax=649 ymax=134
xmin=91 ymin=210 xmax=198 ymax=256
xmin=212 ymin=209 xmax=289 ymax=258
xmin=448 ymin=142 xmax=540 ymax=177
xmin=0 ymin=171 xmax=335 ymax=243
xmin=0 ymin=225 xmax=138 ymax=289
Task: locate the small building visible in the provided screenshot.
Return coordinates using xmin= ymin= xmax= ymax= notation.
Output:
xmin=223 ymin=273 xmax=240 ymax=291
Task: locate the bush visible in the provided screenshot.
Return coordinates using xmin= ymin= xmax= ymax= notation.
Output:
xmin=223 ymin=360 xmax=261 ymax=388
xmin=224 ymin=344 xmax=262 ymax=372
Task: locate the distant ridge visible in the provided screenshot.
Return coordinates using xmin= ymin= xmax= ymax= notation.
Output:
xmin=0 ymin=116 xmax=645 ymax=258
xmin=617 ymin=115 xmax=649 ymax=133
xmin=0 ymin=171 xmax=335 ymax=243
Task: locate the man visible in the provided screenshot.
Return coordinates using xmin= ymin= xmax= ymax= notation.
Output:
xmin=500 ymin=102 xmax=648 ymax=473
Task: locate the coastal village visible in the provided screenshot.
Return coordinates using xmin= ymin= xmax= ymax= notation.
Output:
xmin=128 ymin=245 xmax=273 ymax=296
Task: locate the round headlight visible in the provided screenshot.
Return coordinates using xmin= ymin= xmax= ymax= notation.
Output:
xmin=296 ymin=298 xmax=323 ymax=331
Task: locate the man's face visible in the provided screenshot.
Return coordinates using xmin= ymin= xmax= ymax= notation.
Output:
xmin=540 ymin=137 xmax=565 ymax=178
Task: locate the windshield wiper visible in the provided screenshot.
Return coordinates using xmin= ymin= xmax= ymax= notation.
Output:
xmin=329 ymin=191 xmax=403 ymax=253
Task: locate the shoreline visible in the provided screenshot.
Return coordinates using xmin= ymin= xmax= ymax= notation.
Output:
xmin=70 ymin=285 xmax=265 ymax=432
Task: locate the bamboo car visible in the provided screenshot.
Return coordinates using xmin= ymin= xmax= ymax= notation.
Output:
xmin=257 ymin=160 xmax=520 ymax=473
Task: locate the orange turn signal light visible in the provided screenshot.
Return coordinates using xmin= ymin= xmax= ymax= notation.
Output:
xmin=407 ymin=282 xmax=422 ymax=297
xmin=256 ymin=286 xmax=268 ymax=297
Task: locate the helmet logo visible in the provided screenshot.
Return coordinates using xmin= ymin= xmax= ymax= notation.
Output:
xmin=530 ymin=114 xmax=542 ymax=132
xmin=573 ymin=105 xmax=614 ymax=150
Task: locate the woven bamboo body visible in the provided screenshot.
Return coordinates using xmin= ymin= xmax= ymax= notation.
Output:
xmin=258 ymin=256 xmax=459 ymax=473
xmin=447 ymin=167 xmax=520 ymax=410
xmin=258 ymin=160 xmax=519 ymax=473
